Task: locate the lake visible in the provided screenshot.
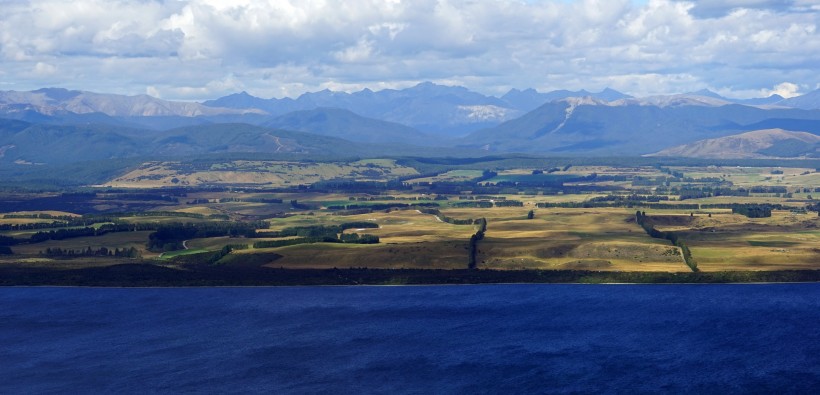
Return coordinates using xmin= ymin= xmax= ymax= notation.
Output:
xmin=1 ymin=284 xmax=819 ymax=393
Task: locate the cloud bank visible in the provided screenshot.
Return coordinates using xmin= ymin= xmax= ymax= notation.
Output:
xmin=0 ymin=0 xmax=817 ymax=100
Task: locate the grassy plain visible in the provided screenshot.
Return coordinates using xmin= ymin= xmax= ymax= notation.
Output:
xmin=648 ymin=211 xmax=820 ymax=271
xmin=2 ymin=159 xmax=818 ymax=281
xmin=104 ymin=159 xmax=418 ymax=188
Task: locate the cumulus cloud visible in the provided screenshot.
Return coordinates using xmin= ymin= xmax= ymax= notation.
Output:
xmin=671 ymin=0 xmax=796 ymax=18
xmin=763 ymin=82 xmax=802 ymax=98
xmin=0 ymin=0 xmax=816 ymax=100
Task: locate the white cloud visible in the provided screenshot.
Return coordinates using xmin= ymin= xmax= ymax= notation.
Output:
xmin=763 ymin=82 xmax=802 ymax=98
xmin=146 ymin=85 xmax=162 ymax=99
xmin=333 ymin=38 xmax=376 ymax=63
xmin=31 ymin=62 xmax=57 ymax=76
xmin=0 ymin=0 xmax=816 ymax=100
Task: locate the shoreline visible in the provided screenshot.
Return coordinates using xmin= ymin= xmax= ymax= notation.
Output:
xmin=1 ymin=263 xmax=819 ymax=287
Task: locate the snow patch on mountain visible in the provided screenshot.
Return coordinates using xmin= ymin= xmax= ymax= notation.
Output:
xmin=0 ymin=89 xmax=266 ymax=117
xmin=457 ymin=105 xmax=518 ymax=122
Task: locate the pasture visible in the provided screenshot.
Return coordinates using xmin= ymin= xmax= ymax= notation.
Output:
xmin=1 ymin=160 xmax=818 ymax=277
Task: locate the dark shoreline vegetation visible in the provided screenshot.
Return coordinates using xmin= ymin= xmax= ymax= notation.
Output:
xmin=2 ymin=264 xmax=820 ymax=287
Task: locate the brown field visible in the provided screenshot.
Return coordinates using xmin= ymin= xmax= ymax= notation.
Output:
xmin=3 ymin=162 xmax=819 ymax=276
xmin=247 ymin=241 xmax=469 ymax=270
xmin=236 ymin=207 xmax=692 ymax=272
xmin=647 ymin=211 xmax=820 ymax=271
xmin=10 ymin=231 xmax=158 ymax=258
xmin=103 ymin=159 xmax=418 ymax=188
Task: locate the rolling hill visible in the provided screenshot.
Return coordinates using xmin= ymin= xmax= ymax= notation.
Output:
xmin=0 ymin=120 xmax=369 ymax=165
xmin=0 ymin=119 xmax=469 ymax=166
xmin=647 ymin=129 xmax=820 ymax=159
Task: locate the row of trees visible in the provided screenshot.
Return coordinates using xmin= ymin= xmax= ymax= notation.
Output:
xmin=252 ymin=234 xmax=379 ymax=249
xmin=40 ymin=246 xmax=140 ymax=258
xmin=732 ymin=205 xmax=773 ymax=218
xmin=635 ymin=211 xmax=697 ymax=272
xmin=255 ymin=222 xmax=379 ymax=238
xmin=468 ymin=218 xmax=487 ymax=269
xmin=205 ymin=244 xmax=249 ymax=264
xmin=493 ymin=200 xmax=524 ymax=207
xmin=29 ymin=222 xmax=171 ymax=244
xmin=536 ymin=201 xmax=702 ymax=210
xmin=589 ymin=194 xmax=670 ymax=203
xmin=418 ymin=209 xmax=474 ymax=225
xmin=451 ymin=201 xmax=494 ymax=208
xmin=147 ymin=221 xmax=269 ymax=251
xmin=326 ymin=202 xmax=439 ymax=211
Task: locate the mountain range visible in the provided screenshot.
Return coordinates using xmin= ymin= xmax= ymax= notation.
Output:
xmin=1 ymin=82 xmax=820 ymax=165
xmin=460 ymin=97 xmax=820 ymax=155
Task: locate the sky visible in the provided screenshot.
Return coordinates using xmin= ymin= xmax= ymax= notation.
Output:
xmin=0 ymin=0 xmax=818 ymax=101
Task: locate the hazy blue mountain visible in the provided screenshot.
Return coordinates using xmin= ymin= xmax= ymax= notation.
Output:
xmin=736 ymin=94 xmax=785 ymax=106
xmin=687 ymin=89 xmax=727 ymax=100
xmin=263 ymin=108 xmax=435 ymax=146
xmin=460 ymin=98 xmax=820 ymax=155
xmin=149 ymin=123 xmax=371 ymax=157
xmin=499 ymin=88 xmax=547 ymax=112
xmin=683 ymin=90 xmax=789 ymax=107
xmin=777 ymin=89 xmax=820 ymax=110
xmin=500 ymin=87 xmax=632 ymax=112
xmin=205 ymin=82 xmax=522 ymax=136
xmin=206 ymin=83 xmax=636 ymax=136
xmin=203 ymin=91 xmax=300 ymax=116
xmin=736 ymin=118 xmax=820 ymax=134
xmin=6 ymin=85 xmax=820 ymax=162
xmin=0 ymin=88 xmax=261 ymax=118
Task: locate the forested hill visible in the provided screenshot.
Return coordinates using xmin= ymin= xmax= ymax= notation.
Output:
xmin=0 ymin=120 xmax=463 ymax=166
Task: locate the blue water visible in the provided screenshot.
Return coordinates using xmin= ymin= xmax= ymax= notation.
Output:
xmin=1 ymin=284 xmax=819 ymax=394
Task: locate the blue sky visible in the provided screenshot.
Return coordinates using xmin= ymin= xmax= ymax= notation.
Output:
xmin=0 ymin=0 xmax=818 ymax=100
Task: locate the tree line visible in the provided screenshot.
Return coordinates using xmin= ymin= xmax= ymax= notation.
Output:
xmin=147 ymin=221 xmax=269 ymax=251
xmin=40 ymin=246 xmax=140 ymax=258
xmin=635 ymin=211 xmax=697 ymax=272
xmin=418 ymin=208 xmax=474 ymax=225
xmin=252 ymin=234 xmax=379 ymax=249
xmin=468 ymin=218 xmax=487 ymax=269
xmin=326 ymin=202 xmax=439 ymax=211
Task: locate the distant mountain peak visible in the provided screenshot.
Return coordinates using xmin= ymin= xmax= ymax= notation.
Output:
xmin=593 ymin=88 xmax=631 ymax=101
xmin=558 ymin=96 xmax=610 ymax=106
xmin=0 ymin=88 xmax=263 ymax=118
xmin=33 ymin=87 xmax=83 ymax=101
xmin=409 ymin=81 xmax=462 ymax=92
xmin=777 ymin=88 xmax=820 ymax=110
xmin=614 ymin=94 xmax=731 ymax=107
xmin=689 ymin=89 xmax=725 ymax=100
